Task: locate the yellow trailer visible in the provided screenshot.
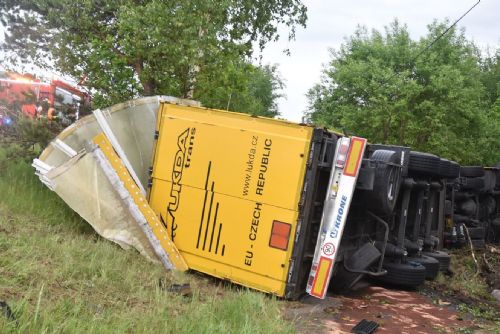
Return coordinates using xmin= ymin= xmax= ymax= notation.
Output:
xmin=148 ymin=103 xmax=365 ymax=298
xmin=34 ymin=96 xmax=444 ymax=300
xmin=34 ymin=97 xmax=410 ymax=300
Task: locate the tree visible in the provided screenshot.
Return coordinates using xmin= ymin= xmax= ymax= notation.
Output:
xmin=478 ymin=52 xmax=500 ymax=165
xmin=307 ymin=20 xmax=499 ymax=165
xmin=481 ymin=50 xmax=500 ymax=106
xmin=196 ymin=62 xmax=284 ymax=117
xmin=0 ymin=0 xmax=305 ymax=111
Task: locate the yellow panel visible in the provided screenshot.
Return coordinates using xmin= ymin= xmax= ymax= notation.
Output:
xmin=150 ymin=103 xmax=313 ymax=210
xmin=148 ymin=103 xmax=314 ymax=296
xmin=93 ymin=133 xmax=188 ymax=271
xmin=149 ymin=179 xmax=298 ymax=294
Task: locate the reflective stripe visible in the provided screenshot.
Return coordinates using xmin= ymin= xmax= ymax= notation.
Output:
xmin=310 ymin=257 xmax=333 ymax=297
xmin=344 ymin=137 xmax=365 ymax=177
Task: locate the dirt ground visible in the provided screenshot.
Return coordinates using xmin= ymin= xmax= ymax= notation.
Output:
xmin=284 ymin=284 xmax=490 ymax=334
xmin=283 ymin=246 xmax=500 ymax=334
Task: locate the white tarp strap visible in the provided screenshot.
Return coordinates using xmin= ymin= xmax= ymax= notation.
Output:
xmin=51 ymin=139 xmax=78 ymax=158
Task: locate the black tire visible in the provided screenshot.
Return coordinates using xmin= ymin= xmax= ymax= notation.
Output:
xmin=453 ymin=214 xmax=471 ymax=224
xmin=466 ymin=226 xmax=485 ymax=239
xmin=460 ymin=166 xmax=484 ymax=178
xmin=422 ymin=251 xmax=451 ymax=272
xmin=374 ymin=261 xmax=426 ymax=288
xmin=495 ymin=167 xmax=500 ymax=188
xmin=448 ymin=161 xmax=460 ymax=179
xmin=454 ymin=192 xmax=473 ymax=201
xmin=408 ymin=151 xmax=440 ymax=176
xmin=461 ymin=177 xmax=485 ymax=191
xmin=366 ymin=150 xmax=402 ymax=215
xmin=470 ymin=239 xmax=485 ymax=249
xmin=457 ymin=199 xmax=477 ymax=216
xmin=478 ymin=196 xmax=496 ymax=218
xmin=444 ymin=200 xmax=452 ymax=216
xmin=438 ymin=159 xmax=452 ymax=178
xmin=407 ymin=255 xmax=440 ymax=280
xmin=481 ymin=171 xmax=497 ymax=193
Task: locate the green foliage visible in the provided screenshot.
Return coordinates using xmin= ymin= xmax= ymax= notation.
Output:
xmin=196 ymin=63 xmax=284 ymax=117
xmin=480 ymin=51 xmax=500 ymax=105
xmin=14 ymin=117 xmax=59 ymax=149
xmin=0 ymin=147 xmax=293 ymax=333
xmin=1 ymin=0 xmax=304 ymax=116
xmin=307 ymin=20 xmax=500 ymax=165
xmin=0 ymin=116 xmax=60 ymax=158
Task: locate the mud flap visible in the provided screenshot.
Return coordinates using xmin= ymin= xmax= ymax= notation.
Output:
xmin=332 ymin=242 xmax=381 ymax=292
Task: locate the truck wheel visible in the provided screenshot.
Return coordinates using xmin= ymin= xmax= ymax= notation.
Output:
xmin=444 ymin=200 xmax=452 ymax=216
xmin=461 ymin=177 xmax=485 ymax=191
xmin=470 ymin=239 xmax=485 ymax=249
xmin=448 ymin=161 xmax=460 ymax=179
xmin=453 ymin=214 xmax=471 ymax=224
xmin=438 ymin=159 xmax=452 ymax=178
xmin=457 ymin=199 xmax=477 ymax=216
xmin=466 ymin=226 xmax=485 ymax=239
xmin=480 ymin=196 xmax=496 ymax=217
xmin=422 ymin=251 xmax=451 ymax=272
xmin=480 ymin=171 xmax=497 ymax=193
xmin=495 ymin=166 xmax=500 ymax=187
xmin=374 ymin=261 xmax=426 ymax=288
xmin=407 ymin=255 xmax=440 ymax=280
xmin=367 ymin=150 xmax=402 ymax=215
xmin=408 ymin=151 xmax=440 ymax=176
xmin=454 ymin=192 xmax=473 ymax=201
xmin=460 ymin=166 xmax=484 ymax=178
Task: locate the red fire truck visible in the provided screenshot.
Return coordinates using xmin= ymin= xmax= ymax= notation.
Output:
xmin=0 ymin=71 xmax=90 ymax=126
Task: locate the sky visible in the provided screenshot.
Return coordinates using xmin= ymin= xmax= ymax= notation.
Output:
xmin=257 ymin=0 xmax=500 ymax=122
xmin=1 ymin=0 xmax=499 ymax=120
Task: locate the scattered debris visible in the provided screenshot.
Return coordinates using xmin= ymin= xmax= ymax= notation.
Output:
xmin=492 ymin=290 xmax=500 ymax=304
xmin=0 ymin=300 xmax=16 ymax=323
xmin=481 ymin=253 xmax=494 ymax=273
xmin=284 ymin=285 xmax=482 ymax=333
xmin=157 ymin=278 xmax=192 ymax=297
xmin=168 ymin=283 xmax=192 ymax=297
xmin=351 ymin=319 xmax=379 ymax=334
xmin=463 ymin=225 xmax=480 ymax=274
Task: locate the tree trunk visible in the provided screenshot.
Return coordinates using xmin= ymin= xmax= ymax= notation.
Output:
xmin=134 ymin=58 xmax=155 ymax=96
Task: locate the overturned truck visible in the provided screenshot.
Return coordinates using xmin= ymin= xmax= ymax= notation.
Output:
xmin=34 ymin=97 xmax=480 ymax=299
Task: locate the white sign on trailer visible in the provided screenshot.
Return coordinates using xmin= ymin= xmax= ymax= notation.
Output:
xmin=306 ymin=136 xmax=367 ymax=299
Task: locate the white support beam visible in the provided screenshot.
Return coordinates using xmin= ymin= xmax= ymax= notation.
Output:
xmin=51 ymin=139 xmax=77 ymax=158
xmin=93 ymin=108 xmax=146 ymax=196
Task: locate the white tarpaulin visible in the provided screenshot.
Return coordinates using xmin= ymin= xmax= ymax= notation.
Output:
xmin=35 ymin=96 xmax=200 ymax=262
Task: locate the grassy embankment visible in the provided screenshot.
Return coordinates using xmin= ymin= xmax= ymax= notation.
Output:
xmin=0 ymin=144 xmax=293 ymax=333
xmin=430 ymin=248 xmax=500 ymax=332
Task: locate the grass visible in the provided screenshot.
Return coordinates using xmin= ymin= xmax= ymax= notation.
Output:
xmin=430 ymin=249 xmax=500 ymax=333
xmin=433 ymin=250 xmax=491 ymax=299
xmin=0 ymin=144 xmax=293 ymax=333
